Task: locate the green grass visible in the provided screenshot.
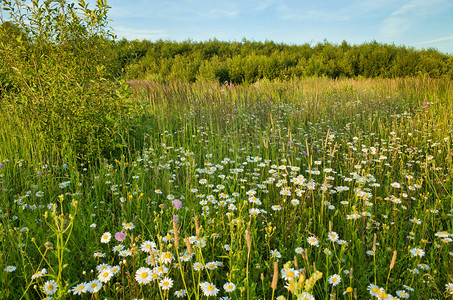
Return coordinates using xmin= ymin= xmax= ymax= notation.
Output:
xmin=1 ymin=77 xmax=453 ymax=299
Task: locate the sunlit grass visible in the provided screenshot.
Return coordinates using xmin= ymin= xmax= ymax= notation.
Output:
xmin=1 ymin=77 xmax=452 ymax=299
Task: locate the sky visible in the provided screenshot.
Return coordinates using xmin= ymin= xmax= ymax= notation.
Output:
xmin=107 ymin=0 xmax=452 ymax=54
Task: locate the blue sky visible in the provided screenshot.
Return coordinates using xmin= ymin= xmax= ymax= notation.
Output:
xmin=105 ymin=0 xmax=453 ymax=54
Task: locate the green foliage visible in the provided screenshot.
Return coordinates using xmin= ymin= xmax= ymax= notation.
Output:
xmin=120 ymin=39 xmax=452 ymax=83
xmin=0 ymin=0 xmax=135 ymax=161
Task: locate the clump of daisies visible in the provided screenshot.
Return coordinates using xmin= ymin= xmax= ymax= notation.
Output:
xmin=281 ymin=261 xmax=322 ymax=299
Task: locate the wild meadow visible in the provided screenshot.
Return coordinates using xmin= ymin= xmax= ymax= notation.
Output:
xmin=1 ymin=0 xmax=453 ymax=299
xmin=1 ymin=76 xmax=453 ymax=299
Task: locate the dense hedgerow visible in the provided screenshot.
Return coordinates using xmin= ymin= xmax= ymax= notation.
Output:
xmin=119 ymin=39 xmax=453 ymax=83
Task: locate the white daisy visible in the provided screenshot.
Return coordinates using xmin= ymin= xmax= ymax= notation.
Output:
xmin=140 ymin=240 xmax=157 ymax=253
xmin=200 ymin=282 xmax=219 ymax=297
xmin=327 ymin=231 xmax=339 ymax=242
xmin=307 ymin=236 xmax=319 ymax=247
xmin=160 ymin=251 xmax=174 ymax=264
xmin=98 ymin=268 xmax=114 ymax=283
xmin=174 ymin=289 xmax=187 ymax=298
xmin=86 ymin=279 xmax=103 ymax=293
xmin=159 ymin=277 xmax=174 ymax=290
xmin=122 ymin=222 xmax=135 ymax=230
xmin=223 ymin=282 xmax=236 ymax=292
xmin=111 ymin=265 xmax=121 ymax=274
xmin=100 ymin=232 xmax=111 ymax=243
xmin=4 ymin=266 xmax=16 ymax=272
xmin=72 ymin=282 xmax=88 ymax=295
xmin=31 ymin=268 xmax=47 ymax=280
xmin=281 ymin=268 xmax=300 ymax=281
xmin=410 ymin=247 xmax=425 ymax=257
xmin=193 ymin=262 xmax=204 ymax=271
xmin=328 ymin=274 xmax=341 ymax=286
xmin=135 ymin=267 xmax=153 ymax=284
xmin=43 ymin=280 xmax=58 ymax=295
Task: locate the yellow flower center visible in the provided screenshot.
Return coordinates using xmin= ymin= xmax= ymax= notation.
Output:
xmin=141 ymin=272 xmax=148 ymax=279
xmin=372 ymin=287 xmax=380 ymax=293
xmin=164 ymin=253 xmax=170 ymax=258
xmin=207 ymin=285 xmax=214 ymax=291
xmin=78 ymin=285 xmax=84 ymax=290
xmin=47 ymin=285 xmax=54 ymax=290
xmin=379 ymin=292 xmax=388 ymax=298
xmin=102 ymin=272 xmax=109 ymax=278
xmin=287 ymin=271 xmax=294 ymax=277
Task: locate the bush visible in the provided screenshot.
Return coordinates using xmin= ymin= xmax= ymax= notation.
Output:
xmin=0 ymin=0 xmax=134 ymax=161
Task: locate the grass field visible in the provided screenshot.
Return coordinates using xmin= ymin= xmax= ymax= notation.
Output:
xmin=1 ymin=77 xmax=453 ymax=299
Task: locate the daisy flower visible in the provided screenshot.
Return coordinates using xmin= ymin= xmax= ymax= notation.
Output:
xmin=409 ymin=247 xmax=425 ymax=257
xmin=281 ymin=268 xmax=299 ymax=281
xmin=223 ymin=282 xmax=236 ymax=293
xmin=72 ymin=282 xmax=88 ymax=295
xmin=270 ymin=249 xmax=281 ymax=258
xmin=367 ymin=284 xmax=382 ymax=297
xmin=111 ymin=265 xmax=121 ymax=274
xmin=135 ymin=267 xmax=153 ymax=285
xmin=4 ymin=266 xmax=16 ymax=272
xmin=307 ymin=236 xmax=319 ymax=247
xmin=112 ymin=244 xmax=125 ymax=252
xmin=328 ymin=274 xmax=341 ymax=286
xmin=93 ymin=252 xmax=105 ymax=258
xmin=390 ymin=182 xmax=401 ymax=188
xmin=200 ymin=282 xmax=219 ymax=297
xmin=86 ymin=280 xmax=102 ymax=293
xmin=193 ymin=262 xmax=204 ymax=271
xmin=96 ymin=263 xmax=111 ymax=272
xmin=205 ymin=261 xmax=218 ymax=270
xmin=159 ymin=277 xmax=174 ymax=290
xmin=154 ymin=265 xmax=169 ymax=275
xmin=327 ymin=231 xmax=339 ymax=242
xmin=141 ymin=241 xmax=157 ymax=253
xmin=271 ymin=205 xmax=282 ymax=211
xmin=100 ymin=232 xmax=111 ymax=243
xmin=122 ymin=222 xmax=135 ymax=230
xmin=43 ymin=280 xmax=58 ymax=296
xmin=249 ymin=208 xmax=260 ymax=216
xmin=396 ymin=290 xmax=410 ymax=298
xmin=160 ymin=251 xmax=174 ymax=264
xmin=98 ymin=268 xmax=114 ymax=283
xmin=31 ymin=268 xmax=47 ymax=280
xmin=295 ymin=247 xmax=305 ymax=254
xmin=174 ymin=289 xmax=187 ymax=298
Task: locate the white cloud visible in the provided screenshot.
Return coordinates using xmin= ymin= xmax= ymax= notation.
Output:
xmin=413 ymin=35 xmax=453 ymax=45
xmin=380 ymin=0 xmax=451 ymax=39
xmin=114 ymin=26 xmax=167 ymax=41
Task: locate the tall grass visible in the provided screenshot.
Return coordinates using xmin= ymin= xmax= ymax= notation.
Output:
xmin=1 ymin=77 xmax=452 ymax=299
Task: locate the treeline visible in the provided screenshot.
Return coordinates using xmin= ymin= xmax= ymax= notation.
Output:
xmin=117 ymin=39 xmax=453 ymax=83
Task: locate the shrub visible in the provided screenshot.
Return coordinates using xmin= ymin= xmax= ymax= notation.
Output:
xmin=0 ymin=0 xmax=134 ymax=161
